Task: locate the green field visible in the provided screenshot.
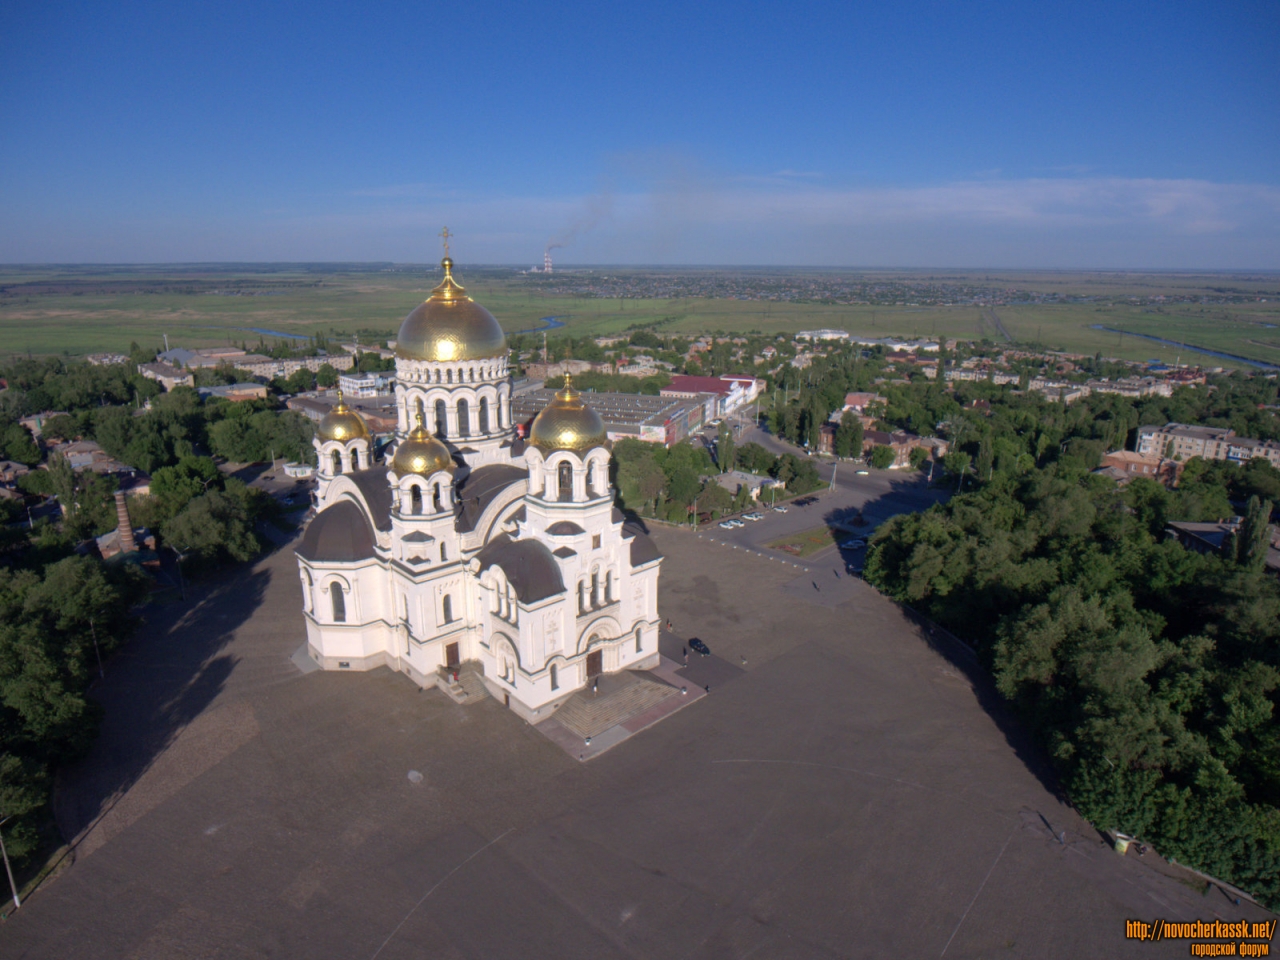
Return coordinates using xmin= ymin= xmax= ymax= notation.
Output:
xmin=3 ymin=265 xmax=1279 ymax=368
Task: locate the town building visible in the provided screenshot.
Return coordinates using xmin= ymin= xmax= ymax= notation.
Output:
xmin=660 ymin=375 xmax=760 ymax=419
xmin=338 ymin=371 xmax=395 ymax=398
xmin=512 ymin=390 xmax=704 ymax=447
xmin=295 ymin=259 xmax=663 ymax=720
xmin=197 ymin=383 xmax=269 ymax=402
xmin=138 ymin=361 xmax=194 ymax=391
xmin=1098 ymin=450 xmax=1182 ymax=486
xmin=1134 ymin=424 xmax=1280 ymax=466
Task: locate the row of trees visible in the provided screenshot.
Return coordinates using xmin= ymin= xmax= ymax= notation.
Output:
xmin=863 ymin=372 xmax=1280 ymax=905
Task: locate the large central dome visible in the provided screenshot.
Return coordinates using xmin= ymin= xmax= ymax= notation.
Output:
xmin=395 ymin=258 xmax=507 ymax=362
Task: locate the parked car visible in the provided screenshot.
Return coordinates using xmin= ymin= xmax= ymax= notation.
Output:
xmin=718 ymin=520 xmax=737 ymax=529
xmin=855 ymin=469 xmax=870 ymax=475
xmin=688 ymin=638 xmax=711 ymax=656
xmin=743 ymin=511 xmax=764 ymax=521
xmin=840 ymin=538 xmax=866 ymax=549
xmin=772 ymin=505 xmax=788 ymax=513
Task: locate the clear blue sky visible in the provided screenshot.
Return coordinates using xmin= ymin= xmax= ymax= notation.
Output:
xmin=2 ymin=0 xmax=1278 ymax=267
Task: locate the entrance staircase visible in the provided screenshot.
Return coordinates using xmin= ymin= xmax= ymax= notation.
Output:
xmin=553 ymin=671 xmax=679 ymax=739
xmin=436 ymin=661 xmax=490 ymax=706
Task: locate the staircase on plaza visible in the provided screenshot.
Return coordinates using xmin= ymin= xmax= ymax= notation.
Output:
xmin=553 ymin=670 xmax=679 ymax=739
xmin=436 ymin=661 xmax=490 ymax=705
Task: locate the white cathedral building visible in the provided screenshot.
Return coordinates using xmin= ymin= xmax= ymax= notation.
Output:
xmin=295 ymin=257 xmax=663 ymax=719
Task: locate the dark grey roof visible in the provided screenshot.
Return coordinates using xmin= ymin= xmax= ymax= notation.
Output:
xmin=546 ymin=521 xmax=585 ymax=536
xmin=297 ymin=501 xmax=376 ymax=563
xmin=552 ymin=546 xmax=577 ymax=559
xmin=348 ymin=468 xmax=394 ymax=531
xmin=402 ymin=530 xmax=435 ymax=542
xmin=455 ymin=465 xmax=527 ymax=533
xmin=475 ymin=534 xmax=565 ymax=603
xmin=623 ymin=520 xmax=662 ymax=567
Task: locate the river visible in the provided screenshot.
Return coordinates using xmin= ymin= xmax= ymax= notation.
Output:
xmin=1089 ymin=325 xmax=1280 ymax=371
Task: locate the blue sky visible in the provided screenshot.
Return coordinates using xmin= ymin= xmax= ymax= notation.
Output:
xmin=2 ymin=0 xmax=1278 ymax=267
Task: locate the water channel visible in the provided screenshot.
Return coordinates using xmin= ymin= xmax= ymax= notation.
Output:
xmin=1089 ymin=325 xmax=1280 ymax=371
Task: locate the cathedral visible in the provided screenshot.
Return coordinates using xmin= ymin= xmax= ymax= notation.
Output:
xmin=295 ymin=257 xmax=663 ymax=719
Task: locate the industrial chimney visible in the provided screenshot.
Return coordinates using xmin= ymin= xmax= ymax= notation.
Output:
xmin=113 ymin=491 xmax=137 ymax=554
xmin=543 ymin=249 xmax=553 ymax=274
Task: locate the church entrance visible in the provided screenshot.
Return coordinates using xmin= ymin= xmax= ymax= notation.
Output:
xmin=586 ymin=650 xmax=602 ymax=678
xmin=445 ymin=642 xmax=459 ymax=668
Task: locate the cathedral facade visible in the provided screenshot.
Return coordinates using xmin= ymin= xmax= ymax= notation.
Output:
xmin=295 ymin=258 xmax=663 ymax=719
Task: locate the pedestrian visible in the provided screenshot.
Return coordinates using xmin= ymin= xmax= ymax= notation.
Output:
xmin=683 ymin=649 xmax=689 ymax=666
xmin=704 ymin=684 xmax=710 ymax=693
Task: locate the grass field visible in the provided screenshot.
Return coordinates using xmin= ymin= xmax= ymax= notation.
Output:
xmin=3 ymin=265 xmax=1279 ymax=367
xmin=766 ymin=525 xmax=839 ymax=558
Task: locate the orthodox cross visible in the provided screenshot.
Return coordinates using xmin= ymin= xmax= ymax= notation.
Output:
xmin=439 ymin=226 xmax=452 ymax=258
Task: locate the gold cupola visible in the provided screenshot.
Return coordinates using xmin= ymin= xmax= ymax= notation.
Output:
xmin=395 ymin=258 xmax=507 ymax=362
xmin=391 ymin=415 xmax=455 ymax=476
xmin=528 ymin=375 xmax=608 ymax=453
xmin=317 ymin=390 xmax=370 ymax=442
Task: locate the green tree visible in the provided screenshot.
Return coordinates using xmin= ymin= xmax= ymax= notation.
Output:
xmin=716 ymin=422 xmax=736 ymax=473
xmin=1 ymin=423 xmax=40 ymax=466
xmin=908 ymin=446 xmax=930 ymax=470
xmin=315 ymin=363 xmax=339 ymax=388
xmin=1229 ymin=496 xmax=1274 ymax=571
xmin=162 ymin=490 xmax=260 ymax=566
xmin=870 ymin=445 xmax=896 ymax=470
xmin=833 ymin=411 xmax=863 ymax=459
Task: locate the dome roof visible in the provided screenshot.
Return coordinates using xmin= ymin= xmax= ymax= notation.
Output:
xmin=528 ymin=376 xmax=608 ymax=453
xmin=391 ymin=416 xmax=455 ymax=476
xmin=395 ymin=258 xmax=507 ymax=362
xmin=317 ymin=391 xmax=370 ymax=442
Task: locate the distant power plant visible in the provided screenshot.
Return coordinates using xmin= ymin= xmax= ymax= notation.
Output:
xmin=543 ymin=249 xmax=553 ymax=273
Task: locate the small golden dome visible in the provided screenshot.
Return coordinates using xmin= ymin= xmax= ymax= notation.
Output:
xmin=395 ymin=258 xmax=507 ymax=362
xmin=391 ymin=415 xmax=455 ymax=475
xmin=317 ymin=390 xmax=370 ymax=442
xmin=528 ymin=375 xmax=608 ymax=453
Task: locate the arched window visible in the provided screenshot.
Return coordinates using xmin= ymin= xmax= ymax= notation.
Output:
xmin=558 ymin=462 xmax=573 ymax=502
xmin=604 ymin=570 xmax=612 ymax=604
xmin=635 ymin=627 xmax=643 ymax=653
xmin=410 ymin=484 xmax=422 ymax=515
xmin=432 ymin=483 xmax=442 ymax=513
xmin=446 ymin=368 xmax=453 ymax=384
xmin=478 ymin=397 xmax=490 ymax=434
xmin=435 ymin=399 xmax=447 ymax=437
xmin=440 ymin=542 xmax=447 ymax=562
xmin=442 ymin=594 xmax=453 ymax=623
xmin=331 ymin=450 xmax=342 ymax=475
xmin=331 ymin=584 xmax=346 ymax=622
xmin=456 ymin=399 xmax=470 ymax=437
xmin=577 ymin=581 xmax=586 ymax=614
xmin=586 ymin=461 xmax=596 ymax=496
xmin=353 ymin=447 xmax=363 ymax=470
xmin=550 ymin=663 xmax=559 ymax=690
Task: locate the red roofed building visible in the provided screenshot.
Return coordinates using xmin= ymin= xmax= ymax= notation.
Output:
xmin=661 ymin=375 xmax=760 ymax=419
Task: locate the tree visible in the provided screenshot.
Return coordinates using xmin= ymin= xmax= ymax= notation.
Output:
xmin=870 ymin=445 xmax=896 ymax=470
xmin=315 ymin=363 xmax=339 ymax=388
xmin=1 ymin=422 xmax=40 ymax=466
xmin=833 ymin=411 xmax=863 ymax=459
xmin=716 ymin=422 xmax=736 ymax=474
xmin=1230 ymin=496 xmax=1274 ymax=571
xmin=162 ymin=490 xmax=259 ymax=566
xmin=909 ymin=446 xmax=930 ymax=470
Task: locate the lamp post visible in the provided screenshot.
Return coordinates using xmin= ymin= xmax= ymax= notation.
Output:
xmin=0 ymin=816 xmax=21 ymax=910
xmin=89 ymin=618 xmax=104 ymax=680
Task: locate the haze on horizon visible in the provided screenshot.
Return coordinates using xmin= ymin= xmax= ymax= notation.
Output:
xmin=2 ymin=1 xmax=1277 ymax=270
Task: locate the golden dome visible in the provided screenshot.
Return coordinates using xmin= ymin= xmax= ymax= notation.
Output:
xmin=395 ymin=258 xmax=507 ymax=362
xmin=391 ymin=415 xmax=455 ymax=476
xmin=528 ymin=376 xmax=608 ymax=453
xmin=317 ymin=390 xmax=370 ymax=442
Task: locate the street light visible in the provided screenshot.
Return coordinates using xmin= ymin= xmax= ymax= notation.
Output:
xmin=0 ymin=815 xmax=21 ymax=910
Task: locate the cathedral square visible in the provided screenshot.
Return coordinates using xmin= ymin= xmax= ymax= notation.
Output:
xmin=4 ymin=266 xmax=1266 ymax=957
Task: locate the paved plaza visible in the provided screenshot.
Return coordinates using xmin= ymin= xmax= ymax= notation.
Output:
xmin=3 ymin=524 xmax=1273 ymax=958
